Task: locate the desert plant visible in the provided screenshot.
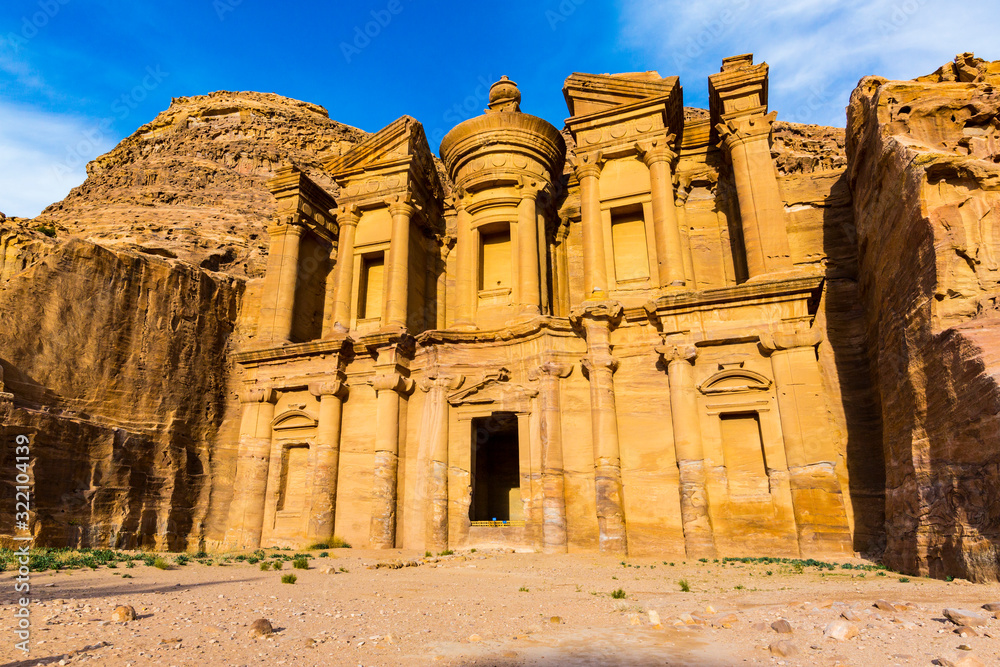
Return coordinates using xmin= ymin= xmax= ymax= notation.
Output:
xmin=259 ymin=561 xmax=270 ymax=571
xmin=611 ymin=588 xmax=627 ymax=599
xmin=272 ymin=560 xmax=283 ymax=570
xmin=319 ymin=551 xmax=329 ymax=558
xmin=281 ymin=573 xmax=297 ymax=584
xmin=519 ymin=586 xmax=529 ymax=592
xmin=898 ymin=577 xmax=910 ymax=583
xmin=678 ymin=579 xmax=690 ymax=593
xmin=153 ymin=557 xmax=169 ymax=570
xmin=330 ymin=536 xmax=351 ymax=549
xmin=292 ymin=557 xmax=309 ymax=570
xmin=424 ymin=551 xmax=432 ymax=558
xmin=439 ymin=549 xmax=454 ymax=556
xmin=309 ymin=542 xmax=330 ymax=550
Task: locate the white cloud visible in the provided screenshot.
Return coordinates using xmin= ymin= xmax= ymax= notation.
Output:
xmin=618 ymin=0 xmax=1000 ymax=126
xmin=0 ymin=103 xmax=117 ymax=218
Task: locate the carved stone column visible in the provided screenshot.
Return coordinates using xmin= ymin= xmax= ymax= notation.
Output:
xmin=453 ymin=193 xmax=476 ymax=329
xmin=759 ymin=329 xmax=852 ymax=556
xmin=329 ymin=206 xmax=359 ymax=334
xmin=717 ymin=114 xmax=792 ymax=278
xmin=571 ymin=152 xmax=608 ymax=300
xmin=516 ymin=178 xmax=543 ymax=316
xmin=417 ymin=370 xmax=464 ymax=551
xmin=637 ymin=137 xmax=686 ymax=288
xmin=529 ymin=357 xmax=572 ymax=553
xmin=657 ymin=343 xmax=717 ymax=558
xmin=573 ymin=302 xmax=627 ymax=554
xmin=225 ymin=387 xmax=278 ymax=548
xmin=306 ymin=375 xmax=348 ymax=544
xmin=383 ymin=198 xmax=415 ymax=330
xmin=258 ymin=221 xmax=304 ymax=344
xmin=369 ymin=345 xmax=415 ymax=549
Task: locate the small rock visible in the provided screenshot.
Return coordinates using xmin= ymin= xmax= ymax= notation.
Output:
xmin=647 ymin=610 xmax=660 ymax=627
xmin=110 ymin=605 xmax=136 ymax=622
xmin=769 ymin=640 xmax=798 ymax=657
xmin=937 ymin=653 xmax=986 ymax=667
xmin=248 ymin=619 xmax=273 ymax=638
xmin=875 ymin=600 xmax=902 ymax=612
xmin=944 ymin=609 xmax=988 ymax=627
xmin=842 ymin=610 xmax=859 ymax=622
xmin=550 ymin=616 xmax=562 ymax=624
xmin=716 ymin=613 xmax=740 ymax=629
xmin=771 ymin=619 xmax=793 ymax=634
xmin=629 ymin=614 xmax=641 ymax=626
xmin=982 ymin=602 xmax=1000 ymax=612
xmin=468 ymin=634 xmax=482 ymax=642
xmin=704 ymin=604 xmax=717 ymax=615
xmin=320 ymin=566 xmax=337 ymax=574
xmin=954 ymin=625 xmax=978 ymax=638
xmin=824 ymin=620 xmax=859 ymax=641
xmin=752 ymin=621 xmax=770 ymax=632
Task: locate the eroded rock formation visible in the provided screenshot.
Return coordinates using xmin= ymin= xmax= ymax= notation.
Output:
xmin=848 ymin=52 xmax=1000 ymax=580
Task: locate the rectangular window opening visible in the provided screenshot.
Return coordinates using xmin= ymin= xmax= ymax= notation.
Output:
xmin=479 ymin=226 xmax=512 ymax=291
xmin=357 ymin=253 xmax=385 ymax=320
xmin=611 ymin=204 xmax=650 ymax=283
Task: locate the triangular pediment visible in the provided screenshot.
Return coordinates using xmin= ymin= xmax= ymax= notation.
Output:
xmin=324 ymin=115 xmax=431 ymax=177
xmin=563 ymin=72 xmax=680 ymax=117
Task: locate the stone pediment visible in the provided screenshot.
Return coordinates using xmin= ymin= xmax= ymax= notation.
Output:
xmin=698 ymin=369 xmax=772 ymax=395
xmin=325 ymin=115 xmax=443 ymax=222
xmin=270 ymin=410 xmax=318 ymax=431
xmin=563 ymin=72 xmax=680 ymax=117
xmin=447 ymin=367 xmax=537 ymax=410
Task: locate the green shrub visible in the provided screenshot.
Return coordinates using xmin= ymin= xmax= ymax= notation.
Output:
xmin=898 ymin=577 xmax=910 ymax=583
xmin=153 ymin=557 xmax=169 ymax=570
xmin=439 ymin=549 xmax=454 ymax=556
xmin=424 ymin=551 xmax=432 ymax=558
xmin=281 ymin=574 xmax=297 ymax=584
xmin=518 ymin=586 xmax=529 ymax=592
xmin=611 ymin=588 xmax=627 ymax=599
xmin=330 ymin=536 xmax=351 ymax=549
xmin=309 ymin=542 xmax=330 ymax=550
xmin=292 ymin=557 xmax=309 ymax=570
xmin=319 ymin=551 xmax=329 ymax=558
xmin=678 ymin=579 xmax=690 ymax=593
xmin=272 ymin=560 xmax=283 ymax=570
xmin=34 ymin=224 xmax=56 ymax=238
xmin=259 ymin=561 xmax=270 ymax=571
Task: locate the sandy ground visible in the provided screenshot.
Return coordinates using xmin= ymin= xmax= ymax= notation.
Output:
xmin=1 ymin=549 xmax=999 ymax=666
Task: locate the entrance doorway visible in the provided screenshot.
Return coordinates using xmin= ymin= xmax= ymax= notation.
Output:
xmin=469 ymin=412 xmax=522 ymax=523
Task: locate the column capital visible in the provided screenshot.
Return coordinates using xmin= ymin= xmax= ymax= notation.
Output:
xmin=716 ymin=111 xmax=777 ymax=150
xmin=417 ymin=371 xmax=464 ymax=393
xmin=656 ymin=342 xmax=697 ymax=365
xmin=528 ymin=358 xmax=573 ymax=382
xmin=569 ymin=300 xmax=624 ymax=328
xmin=238 ymin=386 xmax=277 ymax=405
xmin=569 ymin=150 xmax=604 ymax=180
xmin=635 ymin=134 xmax=677 ymax=166
xmin=370 ymin=372 xmax=416 ymax=395
xmin=266 ymin=218 xmax=306 ymax=238
xmin=758 ymin=327 xmax=821 ymax=354
xmin=387 ymin=198 xmax=417 ymax=218
xmin=335 ymin=204 xmax=361 ymax=227
xmin=309 ymin=373 xmax=349 ymax=400
xmin=581 ymin=353 xmax=619 ymax=376
xmin=517 ymin=177 xmax=547 ymax=200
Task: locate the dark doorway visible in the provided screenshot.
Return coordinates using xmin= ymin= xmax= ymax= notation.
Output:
xmin=470 ymin=412 xmax=521 ymax=522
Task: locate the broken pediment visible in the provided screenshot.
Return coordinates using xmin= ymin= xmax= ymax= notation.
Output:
xmin=447 ymin=367 xmax=537 ymax=410
xmin=563 ymin=72 xmax=680 ymax=118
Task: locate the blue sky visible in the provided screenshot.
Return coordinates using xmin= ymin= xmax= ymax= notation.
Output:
xmin=1 ymin=0 xmax=998 ymax=218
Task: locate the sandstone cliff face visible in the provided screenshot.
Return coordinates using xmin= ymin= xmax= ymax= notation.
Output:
xmin=847 ymin=53 xmax=1000 ymax=580
xmin=0 ymin=222 xmax=245 ymax=550
xmin=37 ymin=92 xmax=368 ymax=278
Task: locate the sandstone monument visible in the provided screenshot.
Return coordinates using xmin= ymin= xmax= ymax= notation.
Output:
xmin=1 ymin=53 xmax=998 ymax=580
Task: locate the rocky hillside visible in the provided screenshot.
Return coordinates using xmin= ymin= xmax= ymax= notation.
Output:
xmin=36 ymin=91 xmax=368 ymax=277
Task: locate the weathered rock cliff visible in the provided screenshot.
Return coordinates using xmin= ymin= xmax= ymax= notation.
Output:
xmin=36 ymin=91 xmax=367 ymax=278
xmin=847 ymin=53 xmax=1000 ymax=580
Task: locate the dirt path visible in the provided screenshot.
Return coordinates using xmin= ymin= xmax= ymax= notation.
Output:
xmin=2 ymin=549 xmax=999 ymax=666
